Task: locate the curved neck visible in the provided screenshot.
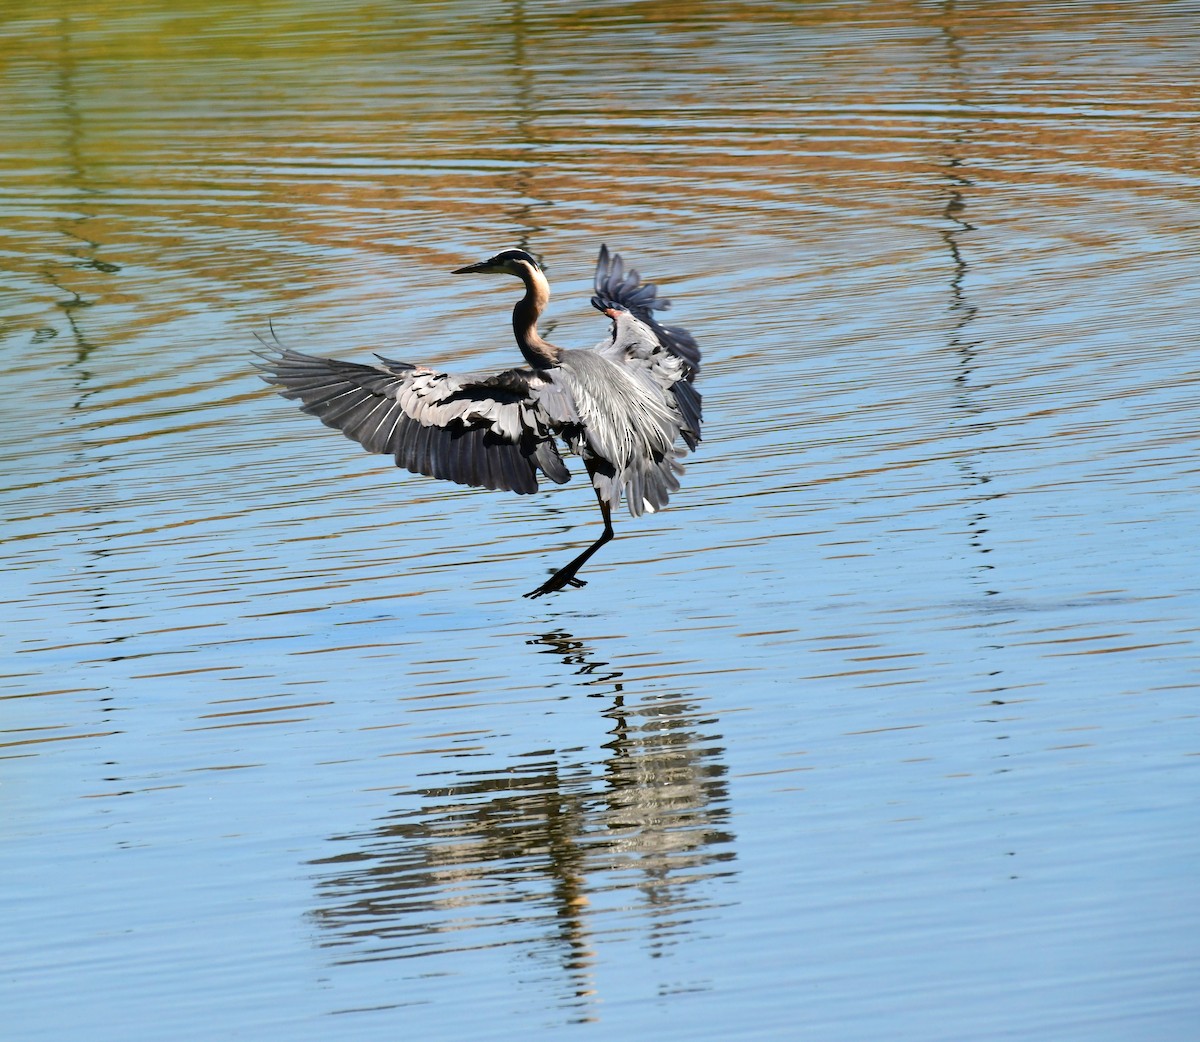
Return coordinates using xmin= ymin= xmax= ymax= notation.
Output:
xmin=512 ymin=264 xmax=560 ymax=368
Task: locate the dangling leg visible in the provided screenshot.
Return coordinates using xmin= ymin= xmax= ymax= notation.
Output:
xmin=524 ymin=483 xmax=615 ymax=599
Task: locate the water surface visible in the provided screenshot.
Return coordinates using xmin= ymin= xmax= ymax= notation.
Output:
xmin=3 ymin=2 xmax=1199 ymax=1039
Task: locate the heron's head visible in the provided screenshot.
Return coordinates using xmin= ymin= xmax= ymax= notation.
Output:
xmin=453 ymin=249 xmax=543 ymax=280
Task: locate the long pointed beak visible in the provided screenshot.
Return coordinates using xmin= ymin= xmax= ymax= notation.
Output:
xmin=452 ymin=261 xmax=490 ymax=274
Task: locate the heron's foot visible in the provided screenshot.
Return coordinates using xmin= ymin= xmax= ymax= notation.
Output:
xmin=523 ymin=572 xmax=587 ymax=599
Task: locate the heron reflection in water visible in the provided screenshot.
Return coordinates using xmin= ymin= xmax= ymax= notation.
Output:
xmin=257 ymin=246 xmax=702 ymax=597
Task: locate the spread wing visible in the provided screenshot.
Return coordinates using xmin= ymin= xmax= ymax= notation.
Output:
xmin=590 ymin=244 xmax=701 ymax=380
xmin=255 ymin=347 xmax=578 ymax=494
xmin=590 ymin=246 xmax=703 ymax=451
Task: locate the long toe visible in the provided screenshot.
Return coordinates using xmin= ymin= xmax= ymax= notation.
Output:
xmin=524 ymin=574 xmax=588 ymax=599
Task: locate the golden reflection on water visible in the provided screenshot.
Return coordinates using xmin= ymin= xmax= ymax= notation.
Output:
xmin=10 ymin=0 xmax=1197 ymax=305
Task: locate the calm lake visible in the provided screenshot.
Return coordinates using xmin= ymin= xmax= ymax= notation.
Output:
xmin=3 ymin=2 xmax=1198 ymax=1039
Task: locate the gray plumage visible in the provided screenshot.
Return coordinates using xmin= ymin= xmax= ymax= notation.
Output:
xmin=256 ymin=245 xmax=702 ymax=597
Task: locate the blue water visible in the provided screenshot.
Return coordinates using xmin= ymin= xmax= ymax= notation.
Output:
xmin=2 ymin=2 xmax=1198 ymax=1039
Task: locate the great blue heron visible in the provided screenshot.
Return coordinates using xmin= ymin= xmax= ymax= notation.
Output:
xmin=256 ymin=246 xmax=702 ymax=598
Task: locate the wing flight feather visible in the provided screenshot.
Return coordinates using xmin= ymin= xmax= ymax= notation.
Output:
xmin=591 ymin=244 xmax=702 ymax=379
xmin=256 ymin=347 xmax=575 ymax=495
